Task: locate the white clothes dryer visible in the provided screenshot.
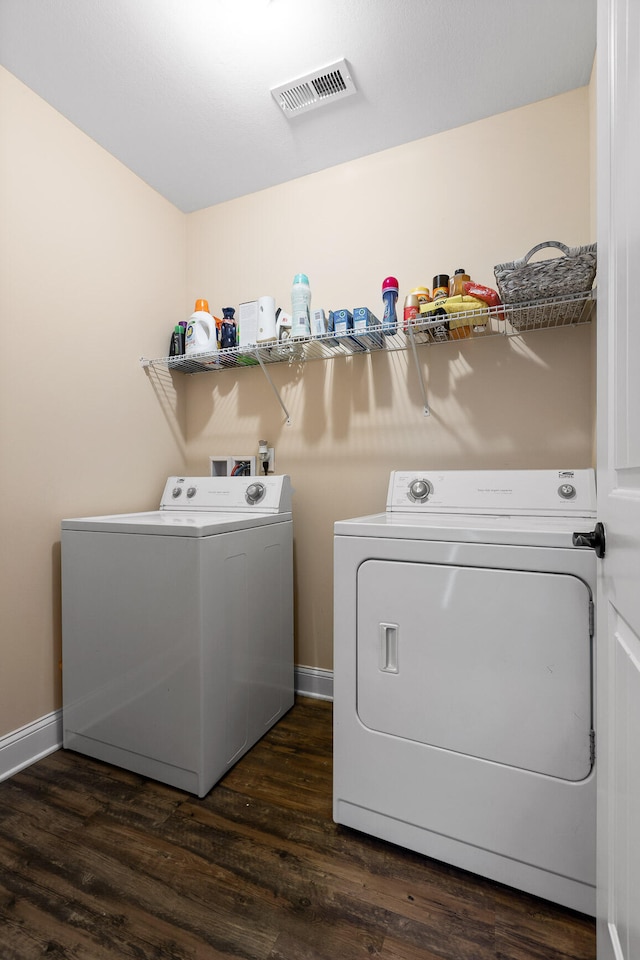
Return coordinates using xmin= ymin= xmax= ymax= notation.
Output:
xmin=333 ymin=469 xmax=597 ymax=915
xmin=62 ymin=475 xmax=293 ymax=798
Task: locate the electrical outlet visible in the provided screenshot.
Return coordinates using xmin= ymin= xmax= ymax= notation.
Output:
xmin=257 ymin=440 xmax=275 ymax=474
xmin=262 ymin=447 xmax=275 ymax=474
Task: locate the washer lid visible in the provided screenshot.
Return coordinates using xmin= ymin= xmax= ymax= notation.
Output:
xmin=61 ymin=510 xmax=291 ymax=536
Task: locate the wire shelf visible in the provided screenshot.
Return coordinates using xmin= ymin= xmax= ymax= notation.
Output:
xmin=502 ymin=289 xmax=596 ymax=333
xmin=140 ymin=291 xmax=595 ymax=374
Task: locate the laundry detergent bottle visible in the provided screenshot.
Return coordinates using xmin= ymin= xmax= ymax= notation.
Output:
xmin=185 ymin=299 xmax=218 ymax=356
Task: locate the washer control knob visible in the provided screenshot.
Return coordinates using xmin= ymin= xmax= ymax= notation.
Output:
xmin=186 ymin=486 xmax=197 ymax=499
xmin=408 ymin=478 xmax=432 ymax=503
xmin=171 ymin=486 xmax=182 ymax=499
xmin=558 ymin=484 xmax=576 ymax=500
xmin=245 ymin=482 xmax=266 ymax=505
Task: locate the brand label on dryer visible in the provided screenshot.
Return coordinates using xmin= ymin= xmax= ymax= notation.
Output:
xmin=476 ymin=487 xmax=513 ymax=495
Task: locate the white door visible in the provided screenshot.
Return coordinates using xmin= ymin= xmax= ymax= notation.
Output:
xmin=357 ymin=559 xmax=593 ymax=780
xmin=597 ymin=1 xmax=640 ymax=957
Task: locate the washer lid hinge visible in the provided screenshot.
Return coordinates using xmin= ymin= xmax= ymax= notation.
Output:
xmin=590 ymin=728 xmax=596 ymax=765
xmin=589 ymin=600 xmax=595 ymax=638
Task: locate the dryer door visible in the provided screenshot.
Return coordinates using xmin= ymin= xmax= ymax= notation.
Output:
xmin=356 ymin=560 xmax=593 ymax=781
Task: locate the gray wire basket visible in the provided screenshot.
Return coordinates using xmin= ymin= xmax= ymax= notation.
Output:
xmin=494 ymin=241 xmax=597 ymax=330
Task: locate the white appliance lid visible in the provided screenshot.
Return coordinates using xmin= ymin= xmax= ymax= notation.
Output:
xmin=334 ymin=511 xmax=594 ymax=548
xmin=61 ymin=509 xmax=291 ymax=536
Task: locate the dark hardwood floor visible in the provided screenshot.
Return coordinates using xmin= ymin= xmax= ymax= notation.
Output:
xmin=0 ymin=697 xmax=595 ymax=960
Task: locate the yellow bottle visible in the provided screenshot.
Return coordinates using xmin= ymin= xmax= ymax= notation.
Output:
xmin=449 ymin=269 xmax=472 ymax=339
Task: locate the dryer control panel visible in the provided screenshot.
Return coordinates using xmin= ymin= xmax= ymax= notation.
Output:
xmin=386 ymin=469 xmax=596 ymax=517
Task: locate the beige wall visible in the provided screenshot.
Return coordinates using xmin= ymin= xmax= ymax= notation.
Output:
xmin=0 ymin=67 xmax=187 ymax=736
xmin=0 ymin=68 xmax=596 ymax=739
xmin=185 ymin=86 xmax=595 ymax=673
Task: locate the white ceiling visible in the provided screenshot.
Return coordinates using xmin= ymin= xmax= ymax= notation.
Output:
xmin=0 ymin=0 xmax=597 ymax=214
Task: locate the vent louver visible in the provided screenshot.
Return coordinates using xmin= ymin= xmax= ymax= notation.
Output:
xmin=271 ymin=59 xmax=356 ymax=117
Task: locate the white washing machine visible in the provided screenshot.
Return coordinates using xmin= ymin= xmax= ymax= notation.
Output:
xmin=333 ymin=469 xmax=597 ymax=916
xmin=62 ymin=475 xmax=293 ymax=798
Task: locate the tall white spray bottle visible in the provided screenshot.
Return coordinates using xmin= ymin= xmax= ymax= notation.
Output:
xmin=291 ymin=273 xmax=311 ymax=338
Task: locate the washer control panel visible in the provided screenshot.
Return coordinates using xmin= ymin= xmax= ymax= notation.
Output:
xmin=160 ymin=476 xmax=291 ymax=514
xmin=386 ymin=469 xmax=596 ymax=516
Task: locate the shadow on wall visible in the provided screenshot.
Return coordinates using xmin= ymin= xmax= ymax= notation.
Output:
xmin=149 ymin=322 xmax=594 ymax=472
xmin=143 ymin=366 xmax=189 ymax=458
xmin=315 ymin=328 xmax=594 ymax=454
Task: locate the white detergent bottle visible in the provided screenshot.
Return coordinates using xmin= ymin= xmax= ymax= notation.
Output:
xmin=185 ymin=299 xmax=218 ymax=356
xmin=290 ymin=273 xmax=311 ymax=338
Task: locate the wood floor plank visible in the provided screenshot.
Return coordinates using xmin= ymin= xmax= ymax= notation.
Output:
xmin=22 ymin=749 xmax=182 ymax=827
xmin=0 ymin=808 xmax=278 ymax=960
xmin=266 ymin=921 xmax=384 ymax=960
xmin=377 ymin=933 xmax=494 ymax=960
xmin=168 ymin=794 xmax=496 ymax=960
xmin=494 ymin=888 xmax=596 ymax=960
xmin=0 ymin=697 xmax=595 ymax=960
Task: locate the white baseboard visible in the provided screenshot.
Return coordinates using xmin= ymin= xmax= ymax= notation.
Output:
xmin=0 ymin=709 xmax=63 ymax=783
xmin=294 ymin=665 xmax=333 ymax=701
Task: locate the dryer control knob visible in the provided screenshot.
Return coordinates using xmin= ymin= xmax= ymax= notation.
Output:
xmin=186 ymin=486 xmax=197 ymax=499
xmin=171 ymin=486 xmax=182 ymax=498
xmin=558 ymin=484 xmax=576 ymax=500
xmin=246 ymin=482 xmax=266 ymax=505
xmin=408 ymin=479 xmax=432 ymax=503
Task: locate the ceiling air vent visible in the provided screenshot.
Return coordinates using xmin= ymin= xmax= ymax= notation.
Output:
xmin=271 ymin=59 xmax=356 ymax=117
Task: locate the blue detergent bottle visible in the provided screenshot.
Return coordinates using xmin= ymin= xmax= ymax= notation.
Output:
xmin=220 ymin=307 xmax=237 ymax=349
xmin=381 ymin=276 xmax=399 ymax=335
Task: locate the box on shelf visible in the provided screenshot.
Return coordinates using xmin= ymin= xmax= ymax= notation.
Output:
xmin=353 ymin=307 xmax=384 ymax=348
xmin=239 ymin=300 xmax=259 ymax=347
xmin=333 ymin=309 xmax=365 ymax=352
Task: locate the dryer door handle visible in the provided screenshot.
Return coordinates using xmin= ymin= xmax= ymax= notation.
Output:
xmin=379 ymin=623 xmax=399 ymax=673
xmin=572 ymin=521 xmax=606 ymax=558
